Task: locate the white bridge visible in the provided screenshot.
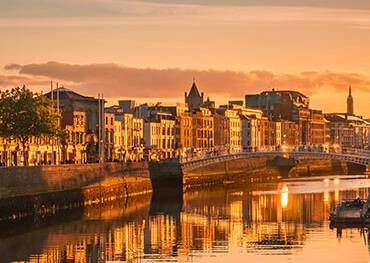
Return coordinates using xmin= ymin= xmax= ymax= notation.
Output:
xmin=180 ymin=149 xmax=370 ymax=172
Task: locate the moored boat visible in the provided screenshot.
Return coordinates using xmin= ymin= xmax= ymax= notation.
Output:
xmin=330 ymin=198 xmax=366 ymax=224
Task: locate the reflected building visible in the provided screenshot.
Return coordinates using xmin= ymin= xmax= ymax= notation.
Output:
xmin=9 ymin=183 xmax=370 ymax=263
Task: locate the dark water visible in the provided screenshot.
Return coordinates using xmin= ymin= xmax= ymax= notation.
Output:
xmin=2 ymin=175 xmax=370 ymax=263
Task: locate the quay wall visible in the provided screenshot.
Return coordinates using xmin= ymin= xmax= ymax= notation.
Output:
xmin=0 ymin=162 xmax=152 ymax=220
xmin=0 ymin=156 xmax=354 ymax=220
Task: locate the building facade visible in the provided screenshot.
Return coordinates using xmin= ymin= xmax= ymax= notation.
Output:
xmin=191 ymin=108 xmax=214 ymax=152
xmin=214 ymin=109 xmax=241 ymax=153
xmin=144 ymin=113 xmax=176 ymax=160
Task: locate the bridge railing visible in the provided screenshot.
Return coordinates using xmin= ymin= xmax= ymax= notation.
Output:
xmin=180 ymin=148 xmax=370 ymax=166
xmin=342 ymin=147 xmax=370 ymax=156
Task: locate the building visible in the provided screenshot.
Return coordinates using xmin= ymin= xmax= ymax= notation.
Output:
xmin=245 ymin=89 xmax=312 ymax=145
xmin=0 ymin=135 xmax=60 ymax=166
xmin=144 ymin=113 xmax=176 ymax=159
xmin=325 ymin=87 xmax=370 ymax=150
xmin=45 ymin=88 xmax=105 ymax=163
xmin=106 ymin=105 xmax=144 ymax=161
xmin=1 ymin=87 xmax=103 ymax=166
xmin=214 ymin=108 xmax=241 ymax=152
xmin=191 ymin=108 xmax=214 ymax=152
xmin=185 ymin=81 xmax=204 ymax=111
xmin=104 ymin=112 xmax=115 ymax=161
xmin=185 ymin=81 xmax=215 ymax=111
xmin=280 ymin=120 xmax=300 ymax=147
xmin=241 ymin=115 xmax=261 ymax=151
xmin=61 ymin=111 xmax=87 ymax=163
xmin=275 ymin=121 xmax=282 ymax=147
xmin=245 ymin=89 xmax=309 ymax=120
xmin=118 ymin=100 xmax=137 ymax=114
xmin=132 ymin=117 xmax=144 ymax=161
xmin=113 ymin=119 xmax=124 ymax=161
xmin=45 ymin=87 xmax=103 ymax=135
xmin=309 ymin=109 xmax=326 ymax=145
xmin=178 ymin=112 xmax=194 ymax=152
xmin=260 ymin=117 xmax=277 ymax=150
xmin=325 ymin=113 xmax=370 ymax=149
xmin=228 ymin=101 xmax=244 ymax=107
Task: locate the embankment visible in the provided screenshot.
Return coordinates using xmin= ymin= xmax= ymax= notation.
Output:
xmin=0 ymin=156 xmax=357 ymax=221
xmin=0 ymin=162 xmax=152 ymax=220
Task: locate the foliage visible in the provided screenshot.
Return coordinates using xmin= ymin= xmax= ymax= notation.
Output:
xmin=0 ymin=86 xmax=61 ymax=165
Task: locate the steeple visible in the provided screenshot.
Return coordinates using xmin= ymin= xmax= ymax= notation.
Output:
xmin=347 ymin=86 xmax=354 ymax=115
xmin=189 ymin=81 xmax=201 ymax=98
xmin=185 ymin=79 xmax=204 ymax=110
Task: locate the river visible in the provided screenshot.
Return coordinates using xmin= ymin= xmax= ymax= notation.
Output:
xmin=2 ymin=174 xmax=370 ymax=263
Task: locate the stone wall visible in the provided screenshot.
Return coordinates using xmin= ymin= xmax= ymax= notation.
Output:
xmin=0 ymin=162 xmax=152 ymax=220
xmin=0 ymin=162 xmax=149 ymax=198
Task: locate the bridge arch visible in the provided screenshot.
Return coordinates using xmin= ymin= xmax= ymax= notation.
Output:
xmin=181 ymin=151 xmax=370 ymax=173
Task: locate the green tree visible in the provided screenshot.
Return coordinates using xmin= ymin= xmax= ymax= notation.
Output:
xmin=0 ymin=86 xmax=61 ymax=166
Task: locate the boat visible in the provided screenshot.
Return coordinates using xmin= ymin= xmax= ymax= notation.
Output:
xmin=329 ymin=198 xmax=368 ymax=224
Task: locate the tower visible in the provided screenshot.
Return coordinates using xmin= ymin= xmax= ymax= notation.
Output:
xmin=347 ymin=86 xmax=354 ymax=115
xmin=185 ymin=80 xmax=204 ymax=110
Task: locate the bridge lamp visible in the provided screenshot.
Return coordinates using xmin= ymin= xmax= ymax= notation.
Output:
xmin=324 ymin=190 xmax=330 ymax=203
xmin=281 ymin=145 xmax=288 ymax=152
xmin=281 ymin=185 xmax=289 ymax=208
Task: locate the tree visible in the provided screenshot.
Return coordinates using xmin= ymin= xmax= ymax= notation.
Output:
xmin=0 ymin=86 xmax=61 ymax=166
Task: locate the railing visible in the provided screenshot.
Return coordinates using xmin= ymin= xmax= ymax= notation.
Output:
xmin=180 ymin=148 xmax=370 ymax=167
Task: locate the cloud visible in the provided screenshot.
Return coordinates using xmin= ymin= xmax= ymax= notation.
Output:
xmin=0 ymin=0 xmax=121 ymax=18
xmin=139 ymin=0 xmax=370 ymax=10
xmin=0 ymin=74 xmax=50 ymax=90
xmin=2 ymin=1 xmax=370 ymax=29
xmin=3 ymin=62 xmax=370 ymax=101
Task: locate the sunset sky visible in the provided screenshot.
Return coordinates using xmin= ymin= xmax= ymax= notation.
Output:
xmin=1 ymin=0 xmax=370 ymax=116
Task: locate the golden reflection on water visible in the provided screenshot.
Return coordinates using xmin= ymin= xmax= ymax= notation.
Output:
xmin=5 ymin=178 xmax=370 ymax=263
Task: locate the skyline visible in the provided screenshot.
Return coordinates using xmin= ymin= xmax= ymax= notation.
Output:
xmin=1 ymin=0 xmax=370 ymax=116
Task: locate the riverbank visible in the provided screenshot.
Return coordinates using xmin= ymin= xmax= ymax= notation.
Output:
xmin=0 ymin=162 xmax=151 ymax=221
xmin=0 ymin=157 xmax=360 ymax=221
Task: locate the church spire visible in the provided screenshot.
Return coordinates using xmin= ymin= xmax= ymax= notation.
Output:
xmin=185 ymin=78 xmax=204 ymax=110
xmin=347 ymin=85 xmax=354 ymax=115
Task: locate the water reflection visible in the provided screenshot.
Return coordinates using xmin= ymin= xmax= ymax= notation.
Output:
xmin=4 ymin=176 xmax=370 ymax=263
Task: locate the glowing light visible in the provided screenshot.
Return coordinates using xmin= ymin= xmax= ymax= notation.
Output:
xmin=324 ymin=178 xmax=330 ymax=183
xmin=334 ymin=178 xmax=340 ymax=184
xmin=324 ymin=190 xmax=329 ymax=202
xmin=281 ymin=185 xmax=289 ymax=208
xmin=281 ymin=145 xmax=289 ymax=152
xmin=335 ymin=189 xmax=339 ymax=201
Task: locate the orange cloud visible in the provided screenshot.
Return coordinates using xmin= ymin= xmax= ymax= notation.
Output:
xmin=3 ymin=61 xmax=370 ymax=99
xmin=0 ymin=74 xmax=50 ymax=89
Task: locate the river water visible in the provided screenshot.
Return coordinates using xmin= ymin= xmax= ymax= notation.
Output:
xmin=2 ymin=175 xmax=370 ymax=263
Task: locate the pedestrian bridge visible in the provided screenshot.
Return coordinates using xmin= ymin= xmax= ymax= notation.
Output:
xmin=180 ymin=150 xmax=370 ymax=172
